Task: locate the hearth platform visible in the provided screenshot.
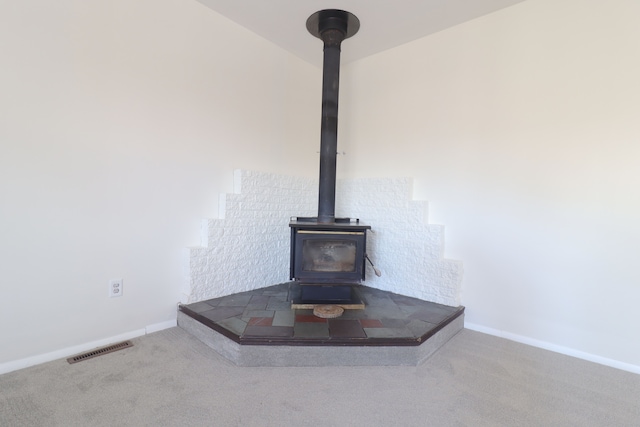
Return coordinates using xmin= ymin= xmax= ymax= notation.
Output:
xmin=178 ymin=283 xmax=464 ymax=366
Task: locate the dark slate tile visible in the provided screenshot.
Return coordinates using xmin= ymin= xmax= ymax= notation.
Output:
xmin=380 ymin=318 xmax=410 ymax=328
xmin=242 ymin=309 xmax=274 ymax=319
xmin=328 ymin=319 xmax=366 ymax=338
xmin=339 ymin=309 xmax=369 ymax=320
xmin=217 ymin=317 xmax=247 ymax=336
xmin=185 ymin=301 xmax=217 ymax=314
xmin=261 ymin=283 xmax=290 ymax=296
xmin=397 ymin=304 xmax=425 ymax=315
xmin=266 ymin=297 xmax=292 ymax=310
xmin=294 ymin=322 xmax=330 ymax=338
xmin=265 ymin=293 xmax=289 ymax=301
xmin=363 ymin=305 xmax=406 ymax=320
xmin=244 ymin=302 xmax=268 ymax=311
xmin=200 ymin=297 xmax=222 ymax=307
xmin=243 ymin=325 xmax=293 ymax=338
xmin=363 ymin=295 xmax=395 ymax=307
xmin=217 ymin=294 xmax=253 ymax=307
xmin=200 ymin=306 xmax=245 ymax=322
xmin=249 ymin=295 xmax=270 ymax=304
xmin=406 ymin=319 xmax=437 ymax=338
xmin=272 ymin=309 xmax=295 ymax=327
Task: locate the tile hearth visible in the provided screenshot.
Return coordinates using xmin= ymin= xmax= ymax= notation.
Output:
xmin=177 ymin=283 xmax=464 ymax=366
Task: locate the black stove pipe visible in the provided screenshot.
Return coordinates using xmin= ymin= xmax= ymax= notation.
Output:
xmin=306 ymin=10 xmax=360 ymax=223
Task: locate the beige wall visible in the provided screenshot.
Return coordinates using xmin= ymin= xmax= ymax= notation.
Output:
xmin=0 ymin=0 xmax=318 ymax=366
xmin=3 ymin=0 xmax=639 ymax=372
xmin=340 ymin=0 xmax=640 ymax=368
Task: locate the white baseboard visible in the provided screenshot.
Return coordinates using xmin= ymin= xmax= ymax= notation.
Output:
xmin=145 ymin=319 xmax=177 ymax=334
xmin=464 ymin=322 xmax=640 ymax=375
xmin=0 ymin=319 xmax=177 ymax=376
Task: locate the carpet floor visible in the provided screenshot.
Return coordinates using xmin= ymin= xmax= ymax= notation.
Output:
xmin=1 ymin=327 xmax=638 ymax=426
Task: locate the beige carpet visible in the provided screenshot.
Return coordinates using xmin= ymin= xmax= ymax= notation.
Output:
xmin=1 ymin=327 xmax=638 ymax=426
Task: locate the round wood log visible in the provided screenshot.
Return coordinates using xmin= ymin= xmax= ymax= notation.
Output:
xmin=313 ymin=305 xmax=344 ymax=318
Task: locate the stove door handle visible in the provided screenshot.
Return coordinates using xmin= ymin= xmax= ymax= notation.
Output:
xmin=364 ymin=254 xmax=382 ymax=277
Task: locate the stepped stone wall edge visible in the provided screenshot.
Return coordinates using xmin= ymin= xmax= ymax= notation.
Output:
xmin=184 ymin=170 xmax=462 ymax=306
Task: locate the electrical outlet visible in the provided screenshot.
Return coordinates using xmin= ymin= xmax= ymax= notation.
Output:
xmin=109 ymin=279 xmax=123 ymax=298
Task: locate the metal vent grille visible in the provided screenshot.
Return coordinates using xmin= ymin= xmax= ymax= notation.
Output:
xmin=67 ymin=340 xmax=133 ymax=364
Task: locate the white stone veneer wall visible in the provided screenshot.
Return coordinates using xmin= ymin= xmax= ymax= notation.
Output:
xmin=184 ymin=170 xmax=462 ymax=306
xmin=184 ymin=170 xmax=316 ymax=303
xmin=336 ymin=178 xmax=463 ymax=306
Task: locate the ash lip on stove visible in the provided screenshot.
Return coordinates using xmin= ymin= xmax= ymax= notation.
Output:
xmin=289 ymin=10 xmax=368 ymax=306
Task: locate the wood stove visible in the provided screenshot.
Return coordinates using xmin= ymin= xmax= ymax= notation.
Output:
xmin=290 ymin=10 xmax=374 ymax=306
xmin=289 ymin=217 xmax=370 ymax=304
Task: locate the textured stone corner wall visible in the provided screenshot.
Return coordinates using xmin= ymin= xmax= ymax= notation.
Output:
xmin=184 ymin=170 xmax=462 ymax=307
xmin=336 ymin=178 xmax=463 ymax=306
xmin=184 ymin=170 xmax=316 ymax=303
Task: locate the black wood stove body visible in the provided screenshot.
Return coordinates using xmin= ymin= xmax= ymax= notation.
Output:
xmin=289 ymin=217 xmax=370 ymax=304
